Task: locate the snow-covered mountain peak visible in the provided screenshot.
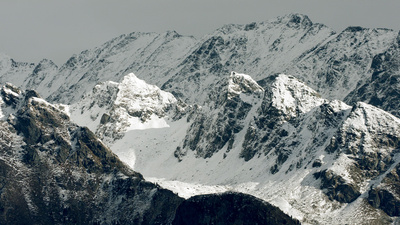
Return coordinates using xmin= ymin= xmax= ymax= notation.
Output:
xmin=261 ymin=74 xmax=325 ymax=119
xmin=119 ymin=73 xmax=161 ymax=95
xmin=0 ymin=83 xmax=20 ymax=119
xmin=274 ymin=13 xmax=313 ymax=28
xmin=0 ymin=55 xmax=36 ymax=88
xmin=42 ymin=30 xmax=197 ymax=104
xmin=343 ymin=101 xmax=400 ymax=142
xmin=70 ymin=72 xmax=186 ymax=143
xmin=115 ymin=73 xmax=178 ymax=117
xmin=163 ymin=30 xmax=184 ymax=39
xmin=36 ymin=58 xmax=57 ymax=67
xmin=228 ymin=71 xmax=264 ymax=99
xmin=215 ymin=13 xmax=314 ymax=36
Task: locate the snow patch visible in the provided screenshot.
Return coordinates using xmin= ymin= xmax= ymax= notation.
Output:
xmin=126 ymin=114 xmax=169 ymax=131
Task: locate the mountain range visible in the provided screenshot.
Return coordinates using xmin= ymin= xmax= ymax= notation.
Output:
xmin=0 ymin=13 xmax=400 ymax=224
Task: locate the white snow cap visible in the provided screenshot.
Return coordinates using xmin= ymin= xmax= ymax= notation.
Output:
xmin=228 ymin=71 xmax=264 ymax=98
xmin=115 ymin=73 xmax=177 ymax=114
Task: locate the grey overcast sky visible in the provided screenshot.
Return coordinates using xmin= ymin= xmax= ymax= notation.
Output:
xmin=0 ymin=0 xmax=399 ymax=65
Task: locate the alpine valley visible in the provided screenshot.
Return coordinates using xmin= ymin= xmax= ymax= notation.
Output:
xmin=1 ymin=13 xmax=400 ymax=224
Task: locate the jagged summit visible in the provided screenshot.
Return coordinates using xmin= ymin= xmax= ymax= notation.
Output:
xmin=69 ymin=72 xmax=185 ymax=143
xmin=0 ymin=13 xmax=398 ymax=115
xmin=0 ymin=84 xmax=184 ymax=224
xmin=43 ymin=30 xmax=197 ymax=104
xmin=259 ymin=73 xmax=325 ymax=119
xmin=139 ymin=72 xmax=400 ymax=223
xmin=215 ymin=13 xmax=315 ymax=35
xmin=273 ymin=13 xmax=313 ymax=28
xmin=228 ymin=71 xmax=264 ymax=99
xmin=1 ymin=13 xmax=400 ymax=224
xmin=175 ymin=72 xmax=326 ymax=160
xmin=345 ymin=31 xmax=400 ymax=117
xmin=113 ymin=73 xmax=179 ymax=124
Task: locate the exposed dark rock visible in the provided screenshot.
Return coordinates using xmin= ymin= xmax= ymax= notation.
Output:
xmin=314 ymin=170 xmax=361 ymax=203
xmin=343 ymin=26 xmax=365 ymax=33
xmin=345 ymin=32 xmax=400 ymax=117
xmin=100 ymin=113 xmax=110 ymax=124
xmin=177 ymin=74 xmax=260 ymax=159
xmin=24 ymin=89 xmax=41 ymax=99
xmin=368 ymin=162 xmax=400 ymax=216
xmin=0 ymin=89 xmax=184 ymax=225
xmin=312 ymin=159 xmax=322 ymax=167
xmin=240 ymin=126 xmax=258 ymax=161
xmin=1 ymin=83 xmax=21 ymax=107
xmin=172 ymin=192 xmax=300 ymax=225
xmin=244 ymin=22 xmax=257 ymax=31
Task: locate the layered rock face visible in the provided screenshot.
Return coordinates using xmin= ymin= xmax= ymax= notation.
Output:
xmin=345 ymin=31 xmax=400 ymax=117
xmin=177 ymin=73 xmax=400 ymax=205
xmin=0 ymin=82 xmax=297 ymax=224
xmin=0 ymin=84 xmax=184 ymax=224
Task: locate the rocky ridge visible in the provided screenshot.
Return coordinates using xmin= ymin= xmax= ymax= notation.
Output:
xmin=1 ymin=13 xmax=400 ymax=224
xmin=1 ymin=14 xmax=399 ymax=118
xmin=68 ymin=73 xmax=187 ymax=143
xmin=66 ymin=71 xmax=400 ymax=224
xmin=0 ymin=83 xmax=297 ymax=224
xmin=345 ymin=31 xmax=400 ymax=117
xmin=0 ymin=83 xmax=183 ymax=224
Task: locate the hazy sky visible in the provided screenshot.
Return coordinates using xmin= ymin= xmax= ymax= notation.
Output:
xmin=1 ymin=0 xmax=399 ymax=65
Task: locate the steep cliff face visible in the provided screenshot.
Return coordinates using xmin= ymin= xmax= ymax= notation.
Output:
xmin=286 ymin=26 xmax=397 ymax=101
xmin=368 ymin=161 xmax=400 ymax=217
xmin=174 ymin=72 xmax=265 ymax=159
xmin=89 ymin=72 xmax=396 ymax=224
xmin=345 ymin=31 xmax=400 ymax=117
xmin=174 ymin=72 xmax=325 ymax=161
xmin=161 ymin=13 xmax=336 ymax=103
xmin=174 ymin=73 xmax=400 ymax=199
xmin=0 ymin=84 xmax=184 ymax=224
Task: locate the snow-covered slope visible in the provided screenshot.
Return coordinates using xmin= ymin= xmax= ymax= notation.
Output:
xmin=162 ymin=13 xmax=336 ymax=103
xmin=46 ymin=31 xmax=196 ymax=104
xmin=22 ymin=59 xmax=59 ymax=98
xmin=69 ymin=73 xmax=187 ymax=142
xmin=67 ymin=71 xmax=400 ymax=224
xmin=0 ymin=83 xmax=186 ymax=224
xmin=345 ymin=31 xmax=400 ymax=117
xmin=146 ymin=73 xmax=400 ymax=224
xmin=1 ymin=13 xmax=399 ymax=117
xmin=0 ymin=53 xmax=37 ymax=87
xmin=1 ymin=13 xmax=400 ymax=224
xmin=0 ymin=81 xmax=299 ymax=224
xmin=286 ymin=26 xmax=397 ymax=100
